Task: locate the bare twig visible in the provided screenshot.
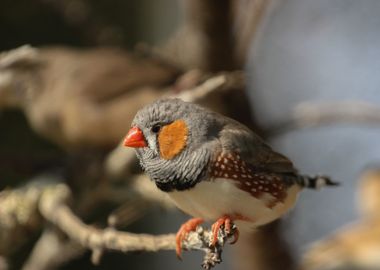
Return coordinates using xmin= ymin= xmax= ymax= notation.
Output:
xmin=176 ymin=71 xmax=245 ymax=102
xmin=38 ymin=183 xmax=236 ymax=269
xmin=266 ymin=101 xmax=380 ymax=136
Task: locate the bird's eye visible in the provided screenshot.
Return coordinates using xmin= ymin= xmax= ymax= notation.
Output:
xmin=151 ymin=124 xmax=161 ymax=133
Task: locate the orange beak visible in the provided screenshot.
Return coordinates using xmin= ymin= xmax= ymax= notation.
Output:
xmin=123 ymin=127 xmax=147 ymax=148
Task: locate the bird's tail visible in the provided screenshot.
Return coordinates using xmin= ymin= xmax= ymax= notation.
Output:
xmin=296 ymin=175 xmax=339 ymax=190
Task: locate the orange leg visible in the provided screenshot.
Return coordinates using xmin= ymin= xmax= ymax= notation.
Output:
xmin=175 ymin=218 xmax=204 ymax=259
xmin=211 ymin=215 xmax=240 ymax=246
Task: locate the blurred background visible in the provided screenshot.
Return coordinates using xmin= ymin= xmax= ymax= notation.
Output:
xmin=1 ymin=0 xmax=380 ymax=270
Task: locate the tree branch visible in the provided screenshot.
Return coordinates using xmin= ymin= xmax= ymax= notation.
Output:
xmin=38 ymin=183 xmax=237 ymax=269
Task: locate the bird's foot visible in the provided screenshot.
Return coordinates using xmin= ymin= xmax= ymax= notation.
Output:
xmin=210 ymin=215 xmax=239 ymax=246
xmin=176 ymin=218 xmax=204 ymax=259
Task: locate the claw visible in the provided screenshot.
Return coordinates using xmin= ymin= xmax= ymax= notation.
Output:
xmin=229 ymin=227 xmax=239 ymax=244
xmin=210 ymin=215 xmax=240 ymax=246
xmin=175 ymin=218 xmax=204 ymax=259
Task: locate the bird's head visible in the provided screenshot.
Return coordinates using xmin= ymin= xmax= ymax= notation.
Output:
xmin=123 ymin=98 xmax=222 ymax=191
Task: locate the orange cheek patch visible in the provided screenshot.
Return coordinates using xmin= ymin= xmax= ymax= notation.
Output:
xmin=158 ymin=119 xmax=188 ymax=160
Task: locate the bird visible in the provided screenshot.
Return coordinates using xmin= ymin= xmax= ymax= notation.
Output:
xmin=123 ymin=98 xmax=338 ymax=258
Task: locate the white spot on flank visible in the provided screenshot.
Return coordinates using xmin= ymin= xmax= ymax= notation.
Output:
xmin=223 ymin=158 xmax=228 ymax=164
xmin=221 ymin=165 xmax=225 ymax=169
xmin=246 ymin=182 xmax=251 ymax=186
xmin=242 ymin=174 xmax=247 ymax=178
xmin=224 ymin=173 xmax=229 ymax=178
xmin=217 ymin=156 xmax=222 ymax=162
xmin=233 ymin=174 xmax=238 ymax=178
xmin=259 ymin=186 xmax=263 ymax=190
xmin=248 ymin=175 xmax=252 ymax=179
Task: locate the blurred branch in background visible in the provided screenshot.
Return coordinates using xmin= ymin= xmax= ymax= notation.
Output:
xmin=266 ymin=101 xmax=380 ymax=137
xmin=0 ymin=177 xmax=49 ymax=257
xmin=301 ymin=168 xmax=380 ymax=270
xmin=0 ymin=45 xmax=181 ymax=150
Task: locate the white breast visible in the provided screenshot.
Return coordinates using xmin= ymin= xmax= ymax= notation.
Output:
xmin=168 ymin=178 xmax=301 ymax=228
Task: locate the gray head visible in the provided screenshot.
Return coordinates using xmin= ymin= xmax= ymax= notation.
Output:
xmin=124 ymin=98 xmax=224 ymax=191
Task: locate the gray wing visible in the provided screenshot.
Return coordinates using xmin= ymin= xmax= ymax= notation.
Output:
xmin=218 ymin=120 xmax=297 ymax=174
